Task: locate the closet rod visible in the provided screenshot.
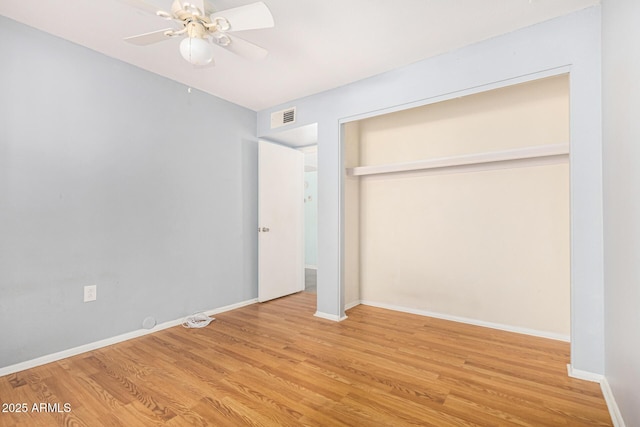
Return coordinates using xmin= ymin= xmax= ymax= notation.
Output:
xmin=346 ymin=142 xmax=569 ymax=177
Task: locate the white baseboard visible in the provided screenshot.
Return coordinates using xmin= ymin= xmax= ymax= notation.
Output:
xmin=344 ymin=300 xmax=361 ymax=311
xmin=566 ymin=364 xmax=604 ymax=382
xmin=202 ymin=298 xmax=258 ymax=318
xmin=600 ymin=377 xmax=626 ymax=427
xmin=358 ymin=300 xmax=570 ymax=342
xmin=566 ymin=365 xmax=626 ymax=427
xmin=305 ymin=265 xmax=317 ymax=270
xmin=0 ymin=298 xmax=258 ymax=378
xmin=314 ymin=311 xmax=348 ymax=322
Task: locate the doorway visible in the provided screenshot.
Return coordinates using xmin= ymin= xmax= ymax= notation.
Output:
xmin=302 ymin=146 xmax=318 ymax=293
xmin=260 ymin=123 xmax=319 ymax=298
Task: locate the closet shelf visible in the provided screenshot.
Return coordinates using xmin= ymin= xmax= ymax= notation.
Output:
xmin=346 ymin=142 xmax=569 ymax=177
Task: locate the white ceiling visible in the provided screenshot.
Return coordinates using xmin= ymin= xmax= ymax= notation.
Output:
xmin=1 ymin=0 xmax=598 ymax=111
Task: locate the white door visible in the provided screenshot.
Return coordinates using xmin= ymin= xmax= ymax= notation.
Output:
xmin=258 ymin=140 xmax=304 ymax=302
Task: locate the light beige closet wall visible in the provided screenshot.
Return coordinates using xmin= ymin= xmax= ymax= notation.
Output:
xmin=345 ymin=75 xmax=570 ymax=336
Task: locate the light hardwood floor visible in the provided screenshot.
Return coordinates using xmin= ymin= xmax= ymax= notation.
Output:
xmin=0 ymin=292 xmax=612 ymax=426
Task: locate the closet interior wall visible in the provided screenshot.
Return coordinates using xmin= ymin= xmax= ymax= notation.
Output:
xmin=344 ymin=75 xmax=571 ymax=337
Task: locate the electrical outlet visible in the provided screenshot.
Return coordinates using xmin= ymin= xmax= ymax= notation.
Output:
xmin=84 ymin=285 xmax=97 ymax=302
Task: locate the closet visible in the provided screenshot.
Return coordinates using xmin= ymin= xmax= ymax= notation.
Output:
xmin=344 ymin=75 xmax=570 ymax=337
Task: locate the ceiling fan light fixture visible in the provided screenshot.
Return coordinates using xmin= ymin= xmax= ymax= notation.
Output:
xmin=179 ymin=36 xmax=213 ymax=65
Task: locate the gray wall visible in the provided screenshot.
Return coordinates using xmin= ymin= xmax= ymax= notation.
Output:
xmin=258 ymin=7 xmax=604 ymax=374
xmin=602 ymin=0 xmax=640 ymax=425
xmin=0 ymin=16 xmax=258 ymax=369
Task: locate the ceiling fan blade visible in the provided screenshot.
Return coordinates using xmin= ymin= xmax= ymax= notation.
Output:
xmin=124 ymin=29 xmax=174 ymax=46
xmin=171 ymin=0 xmax=212 ymax=17
xmin=215 ymin=34 xmax=268 ymax=60
xmin=171 ymin=0 xmax=185 ymax=15
xmin=189 ymin=0 xmax=211 ymax=16
xmin=210 ymin=2 xmax=274 ymax=32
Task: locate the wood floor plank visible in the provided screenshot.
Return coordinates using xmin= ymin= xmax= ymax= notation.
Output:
xmin=0 ymin=292 xmax=612 ymax=426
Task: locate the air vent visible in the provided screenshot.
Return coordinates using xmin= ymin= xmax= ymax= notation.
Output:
xmin=270 ymin=107 xmax=296 ymax=129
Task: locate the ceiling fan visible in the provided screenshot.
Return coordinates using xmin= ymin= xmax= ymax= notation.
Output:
xmin=124 ymin=0 xmax=274 ymax=66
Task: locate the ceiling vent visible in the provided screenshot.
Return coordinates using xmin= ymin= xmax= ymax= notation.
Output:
xmin=271 ymin=107 xmax=296 ymax=129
